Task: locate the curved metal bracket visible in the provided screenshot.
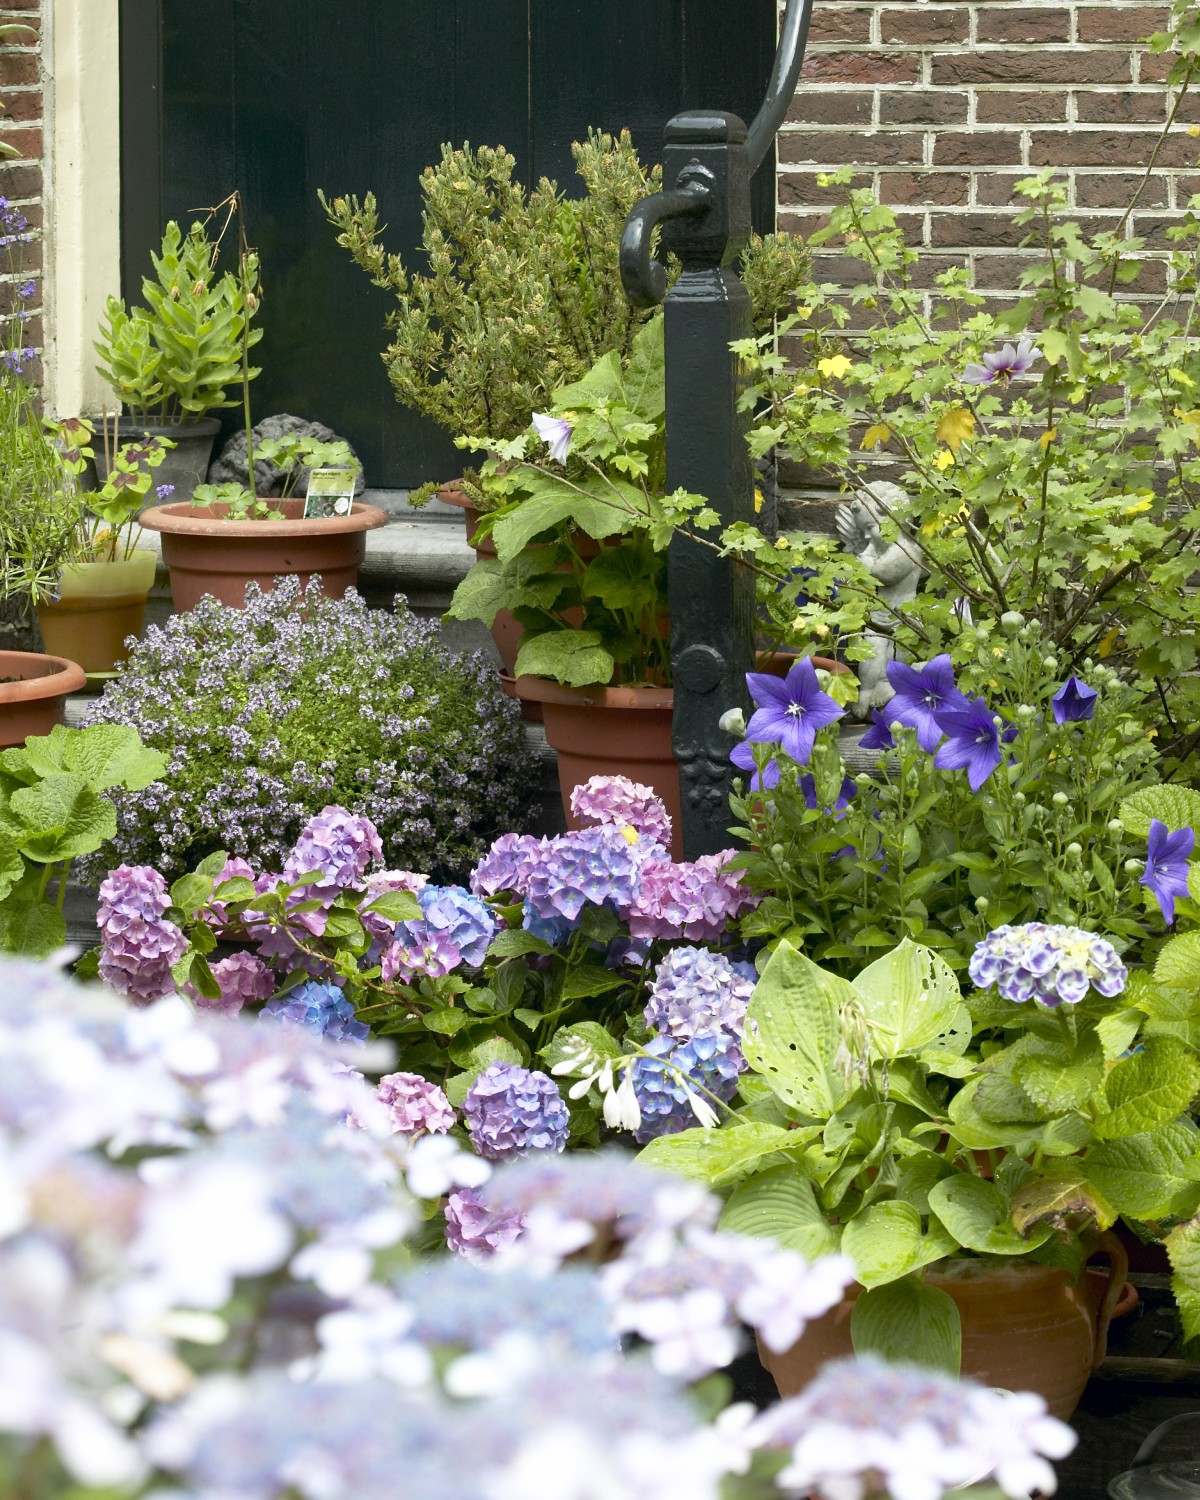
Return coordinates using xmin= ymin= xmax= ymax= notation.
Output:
xmin=619 ymin=179 xmax=711 ymax=308
xmin=746 ymin=0 xmax=815 ymax=176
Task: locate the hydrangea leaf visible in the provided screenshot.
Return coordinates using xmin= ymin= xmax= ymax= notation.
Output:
xmin=1013 ymin=1033 xmax=1104 ymax=1114
xmin=742 ymin=939 xmax=851 ymax=1118
xmin=841 ymin=1200 xmax=957 ymax=1288
xmin=361 ymin=889 xmax=422 ymax=924
xmin=1154 ymin=932 xmax=1200 ymax=988
xmin=1119 ymin=783 xmax=1200 ymax=839
xmin=0 ymin=873 xmax=66 ymax=957
xmin=9 ymin=774 xmax=117 ymax=863
xmin=927 ymin=1175 xmax=1051 ymax=1256
xmin=718 ymin=1164 xmax=839 ymax=1259
xmin=636 ymin=1121 xmax=813 ymax=1188
xmin=1010 ymin=1163 xmax=1116 ymax=1235
xmin=1131 ymin=977 xmax=1200 ymax=1051
xmin=1095 ymin=1005 xmax=1144 ymax=1061
xmin=1166 ymin=1216 xmax=1200 ymax=1345
xmin=1094 ymin=1036 xmax=1200 ymax=1141
xmin=487 ymin=928 xmax=551 ymax=959
xmin=560 ymin=965 xmax=628 ymax=1002
xmin=422 ymin=1008 xmax=468 ymax=1037
xmin=169 ymin=872 xmax=215 ymax=918
xmin=513 ymin=630 xmax=615 ymax=688
xmin=850 ymin=938 xmax=970 ymax=1059
xmin=1086 ymin=1120 xmax=1200 ymax=1219
xmin=850 ymin=1277 xmax=961 ymax=1376
xmin=449 ymin=1033 xmax=525 ymax=1071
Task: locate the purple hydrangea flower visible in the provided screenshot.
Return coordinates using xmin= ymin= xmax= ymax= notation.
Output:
xmin=744 ymin=658 xmax=844 ymax=766
xmin=409 ymin=884 xmax=495 ymax=965
xmin=730 ymin=739 xmax=780 ymax=791
xmin=961 ymin=337 xmax=1042 ymax=386
xmin=531 ymin=411 xmax=574 ymax=464
xmin=282 ymin=806 xmax=383 ymax=902
xmin=188 ymin=951 xmax=276 ymax=1016
xmin=522 ymin=824 xmax=642 ymax=927
xmin=470 ymin=832 xmax=545 ymax=897
xmin=627 ymin=851 xmax=758 ymax=944
xmin=1051 ymin=676 xmax=1098 ymax=725
xmin=644 ymin=948 xmax=754 ymax=1042
xmin=631 ymin=1033 xmax=744 ymax=1144
xmin=933 ymin=695 xmax=1004 ymax=791
xmin=858 ymin=708 xmax=896 ymax=752
xmin=462 ymin=1062 xmax=570 ymax=1161
xmin=96 ymin=864 xmax=188 ymax=1005
xmin=259 ymin=979 xmax=368 ymax=1045
xmin=381 ymin=929 xmax=463 ymax=984
xmin=969 ymin=922 xmax=1128 ymax=1007
xmin=569 ymin=775 xmax=673 ymax=848
xmin=204 ymin=855 xmax=259 ymax=930
xmin=1142 ymin=818 xmax=1196 ymax=926
xmin=444 ymin=1186 xmax=526 ymax=1260
xmin=885 ymin=654 xmax=968 ymax=752
xmin=376 ymin=1072 xmax=456 ymax=1135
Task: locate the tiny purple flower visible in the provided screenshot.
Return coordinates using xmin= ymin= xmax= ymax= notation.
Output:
xmin=155 ymin=484 xmax=175 ymax=501
xmin=933 ymin=695 xmax=1004 ymax=791
xmin=744 ymin=657 xmax=844 ymax=766
xmin=531 ymin=411 xmax=574 ymax=464
xmin=1051 ymin=676 xmax=1098 ymax=725
xmin=1142 ymin=818 xmax=1195 ymax=926
xmin=962 ymin=337 xmax=1042 ymax=386
xmin=730 ymin=738 xmax=780 ymax=791
xmin=885 ymin=654 xmax=968 ymax=752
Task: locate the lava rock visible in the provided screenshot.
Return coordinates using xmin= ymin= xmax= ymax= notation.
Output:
xmin=209 ymin=414 xmax=365 ymax=498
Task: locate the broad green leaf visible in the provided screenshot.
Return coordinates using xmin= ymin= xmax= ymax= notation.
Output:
xmin=1167 ymin=1216 xmax=1200 ymax=1345
xmin=1010 ymin=1163 xmax=1116 ymax=1234
xmin=423 ymin=1007 xmax=468 ymax=1036
xmin=1095 ymin=1006 xmax=1143 ymax=1061
xmin=548 ymin=349 xmax=625 ymax=413
xmin=1094 ymin=1036 xmax=1200 ymax=1140
xmin=447 ymin=559 xmax=510 ymax=626
xmin=742 ymin=940 xmax=850 ymax=1117
xmin=560 ymin=965 xmax=628 ymax=1002
xmin=719 ymin=1165 xmax=839 ymax=1259
xmin=185 ymin=952 xmax=222 ymax=1002
xmin=513 ymin=630 xmax=615 ymax=687
xmin=851 ymin=1277 xmax=961 ymax=1376
xmin=454 ymin=1035 xmax=525 ymax=1072
xmin=214 ymin=876 xmax=259 ymax=904
xmin=1087 ymin=1120 xmax=1200 ymax=1218
xmin=623 ymin=317 xmax=666 ymax=422
xmin=636 ymin=1121 xmax=810 ymax=1188
xmin=170 ymin=872 xmax=215 ymax=918
xmin=1155 ymin=932 xmax=1200 ymax=989
xmin=9 ymin=775 xmax=116 ymax=863
xmin=927 ymin=1175 xmax=1050 ymax=1255
xmin=60 ymin=724 xmax=166 ymax=793
xmin=0 ymin=830 xmax=23 ymax=901
xmin=581 ymin=543 xmax=660 ymax=615
xmin=360 ymin=888 xmax=421 ymax=923
xmin=488 ymin=928 xmax=551 ymax=959
xmin=851 ymin=939 xmax=970 ymax=1059
xmin=1013 ymin=1033 xmax=1104 ymax=1114
xmin=539 ymin=1021 xmax=623 ymax=1073
xmin=945 ymin=1077 xmax=1088 ymax=1155
xmin=0 ymin=877 xmax=66 ymax=957
xmin=1120 ymin=784 xmax=1200 ymax=840
xmin=841 ymin=1200 xmax=956 ymax=1287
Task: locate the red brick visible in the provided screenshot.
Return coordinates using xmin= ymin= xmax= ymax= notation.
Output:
xmin=779 ymin=130 xmax=925 ymax=166
xmin=974 ymin=91 xmax=1068 ymax=124
xmin=0 ymin=161 xmax=39 ymax=199
xmin=786 ymin=90 xmax=873 ymax=126
xmin=931 ymin=49 xmax=1132 ymax=86
xmin=1138 ymin=52 xmax=1179 ymax=82
xmin=1028 ymin=129 xmax=1195 ymax=167
xmin=932 ymin=132 xmax=1025 ymax=167
xmin=880 ymin=7 xmax=969 ymax=45
xmin=803 ymin=51 xmax=921 ymax=86
xmin=776 ymin=171 xmax=872 ymax=206
xmin=908 ymin=252 xmax=969 ymax=288
xmin=1075 ymin=171 xmax=1167 ymax=209
xmin=0 ymin=87 xmax=41 ymax=122
xmin=809 ymin=7 xmax=874 ymax=44
xmin=974 ymin=172 xmax=1036 ymax=208
xmin=1077 ymin=6 xmax=1169 ymax=43
xmin=1083 ymin=257 xmax=1169 ymax=293
xmin=0 ymin=124 xmax=39 ymax=159
xmin=1074 ymin=90 xmax=1166 ymax=124
xmin=878 ymin=89 xmax=969 ymax=125
xmin=1131 ymin=213 xmax=1190 ymax=249
xmin=879 ymin=170 xmax=970 ymax=205
xmin=971 ymin=253 xmax=1042 ymax=291
xmin=0 ymin=51 xmax=37 ymax=87
xmin=931 ymin=212 xmax=1028 ymax=249
xmin=976 ymin=8 xmax=1071 ymax=43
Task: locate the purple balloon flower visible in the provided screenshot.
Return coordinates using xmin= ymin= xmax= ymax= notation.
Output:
xmin=531 ymin=411 xmax=574 ymax=464
xmin=885 ymin=654 xmax=968 ymax=752
xmin=798 ymin=773 xmax=857 ymax=813
xmin=858 ymin=708 xmax=895 ymax=752
xmin=1142 ymin=818 xmax=1196 ymax=925
xmin=744 ymin=658 xmax=844 ymax=766
xmin=1051 ymin=676 xmax=1098 ymax=725
xmin=730 ymin=738 xmax=780 ymax=791
xmin=933 ymin=696 xmax=1003 ymax=791
xmin=961 ymin=337 xmax=1042 ymax=386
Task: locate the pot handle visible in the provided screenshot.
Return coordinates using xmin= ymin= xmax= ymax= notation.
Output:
xmin=1085 ymin=1228 xmax=1130 ymax=1369
xmin=1128 ymin=1411 xmax=1200 ymax=1468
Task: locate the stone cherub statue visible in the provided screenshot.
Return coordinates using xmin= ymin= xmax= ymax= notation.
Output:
xmin=834 ymin=481 xmax=926 ymax=720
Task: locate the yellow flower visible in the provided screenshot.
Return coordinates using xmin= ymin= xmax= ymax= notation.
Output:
xmin=936 ymin=407 xmax=976 ymax=455
xmin=754 ymin=487 xmax=764 ymax=514
xmin=1190 ymin=126 xmax=1200 ymax=138
xmin=1039 ymin=427 xmax=1056 ymax=450
xmin=861 ymin=423 xmax=892 ymax=451
xmin=620 ymin=824 xmax=640 ymax=846
xmin=796 ymin=305 xmax=813 ymax=319
xmin=1123 ymin=495 xmax=1153 ymax=516
xmin=1098 ymin=627 xmax=1122 ymax=658
xmin=934 ymin=450 xmax=956 ymax=472
xmin=817 ymin=354 xmax=853 ymax=380
xmin=774 ymin=537 xmax=790 ymax=551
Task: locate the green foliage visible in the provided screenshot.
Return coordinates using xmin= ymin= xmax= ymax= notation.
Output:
xmin=45 ymin=416 xmax=172 ymax=564
xmin=190 ymin=435 xmax=360 ymax=521
xmin=851 ymin=1277 xmax=962 ymax=1375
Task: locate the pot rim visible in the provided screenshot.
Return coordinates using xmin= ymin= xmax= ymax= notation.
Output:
xmin=0 ymin=650 xmax=87 ymax=703
xmin=510 ymin=673 xmax=673 ymax=710
xmin=137 ymin=499 xmax=389 ymax=540
xmin=435 ymin=482 xmax=471 ymax=511
xmin=104 ymin=414 xmax=223 ymax=438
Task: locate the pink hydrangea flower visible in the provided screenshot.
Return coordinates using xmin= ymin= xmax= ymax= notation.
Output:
xmin=569 ymin=775 xmax=673 ymax=848
xmin=188 ymin=951 xmax=276 ymax=1017
xmin=377 ymin=1072 xmax=456 ymax=1135
xmin=96 ymin=864 xmax=188 ymax=1005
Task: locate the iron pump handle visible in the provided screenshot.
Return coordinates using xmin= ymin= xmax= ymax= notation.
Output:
xmin=746 ymin=0 xmax=815 ymax=174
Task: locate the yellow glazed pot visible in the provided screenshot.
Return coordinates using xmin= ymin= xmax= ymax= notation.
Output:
xmin=36 ymin=550 xmax=159 ymax=674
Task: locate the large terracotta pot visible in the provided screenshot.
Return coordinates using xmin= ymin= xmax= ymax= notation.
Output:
xmin=35 ymin=551 xmax=158 ymax=674
xmin=511 ymin=675 xmax=682 ymax=857
xmin=0 ymin=650 xmax=87 ymax=749
xmin=138 ymin=498 xmax=388 ymax=612
xmin=758 ymin=1241 xmax=1130 ymax=1422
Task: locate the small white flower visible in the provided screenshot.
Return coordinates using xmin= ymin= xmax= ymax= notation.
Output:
xmin=531 ymin=411 xmax=574 ymax=464
xmin=602 ymin=1068 xmax=642 ymax=1132
xmin=403 ymin=1132 xmax=490 ymax=1198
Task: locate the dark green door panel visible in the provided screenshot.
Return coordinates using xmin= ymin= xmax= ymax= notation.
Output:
xmin=120 ymin=1 xmax=776 ymax=487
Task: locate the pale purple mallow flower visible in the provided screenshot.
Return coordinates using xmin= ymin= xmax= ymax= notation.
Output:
xmin=745 ymin=657 xmax=844 ymax=766
xmin=933 ymin=695 xmax=1004 ymax=791
xmin=445 ymin=1185 xmax=526 ymax=1260
xmin=631 ymin=1033 xmax=744 ymax=1143
xmin=531 ymin=410 xmax=574 ymax=464
xmin=259 ymin=979 xmax=368 ymax=1045
xmin=1142 ymin=818 xmax=1196 ymax=926
xmin=281 ymin=805 xmax=384 ymax=903
xmin=377 ymin=1072 xmax=456 ymax=1136
xmin=463 ymin=1062 xmax=570 ymax=1161
xmin=885 ymin=654 xmax=968 ymax=752
xmin=96 ymin=863 xmax=189 ymax=1005
xmin=969 ymin=922 xmax=1127 ymax=1007
xmin=1051 ymin=676 xmax=1098 ymax=725
xmin=187 ymin=951 xmax=276 ymax=1016
xmin=961 ymin=336 xmax=1042 ymax=386
xmin=730 ymin=738 xmax=780 ymax=791
xmin=627 ymin=850 xmax=759 ymax=944
xmin=570 ymin=775 xmax=673 ymax=848
xmin=644 ymin=948 xmax=754 ymax=1044
xmin=749 ymin=1355 xmax=1075 ymax=1500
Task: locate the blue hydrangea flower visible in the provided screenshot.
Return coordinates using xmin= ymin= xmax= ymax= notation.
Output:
xmin=631 ymin=1034 xmax=744 ymax=1144
xmin=463 ymin=1062 xmax=570 ymax=1160
xmin=644 ymin=948 xmax=754 ymax=1043
xmin=403 ymin=884 xmax=496 ymax=967
xmin=259 ymin=979 xmax=369 ymax=1043
xmin=968 ymin=923 xmax=1127 ymax=1007
xmin=522 ymin=824 xmax=641 ymax=927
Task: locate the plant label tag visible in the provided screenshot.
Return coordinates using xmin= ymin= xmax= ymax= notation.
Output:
xmin=303 ymin=468 xmax=357 ymax=518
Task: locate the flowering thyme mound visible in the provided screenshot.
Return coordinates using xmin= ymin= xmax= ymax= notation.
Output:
xmin=79 ymin=577 xmax=535 ymax=883
xmin=969 ymin=923 xmax=1128 ymax=1007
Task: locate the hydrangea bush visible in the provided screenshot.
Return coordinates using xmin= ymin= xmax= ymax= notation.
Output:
xmin=79 ymin=577 xmax=536 ymax=883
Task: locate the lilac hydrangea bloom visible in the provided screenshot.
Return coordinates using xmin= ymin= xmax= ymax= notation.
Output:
xmin=1142 ymin=818 xmax=1196 ymax=926
xmin=282 ymin=805 xmax=383 ymax=902
xmin=188 ymin=951 xmax=276 ymax=1016
xmin=377 ymin=1072 xmax=456 ymax=1135
xmin=969 ymin=922 xmax=1128 ymax=1007
xmin=1051 ymin=676 xmax=1098 ymax=725
xmin=627 ymin=851 xmax=758 ymax=944
xmin=381 ymin=929 xmax=463 ymax=984
xmin=644 ymin=948 xmax=754 ymax=1043
xmin=444 ymin=1186 xmax=527 ymax=1260
xmin=96 ymin=864 xmax=188 ymax=1005
xmin=463 ymin=1062 xmax=570 ymax=1161
xmin=744 ymin=657 xmax=844 ymax=766
xmin=730 ymin=738 xmax=780 ymax=791
xmin=531 ymin=411 xmax=573 ymax=464
xmin=259 ymin=979 xmax=368 ymax=1044
xmin=569 ymin=775 xmax=673 ymax=848
xmin=470 ymin=832 xmax=545 ymax=898
xmin=631 ymin=1034 xmax=744 ymax=1143
xmin=522 ymin=824 xmax=642 ymax=927
xmin=933 ymin=695 xmax=1004 ymax=791
xmin=961 ymin=337 xmax=1042 ymax=386
xmin=382 ymin=883 xmax=496 ymax=982
xmin=885 ymin=654 xmax=968 ymax=752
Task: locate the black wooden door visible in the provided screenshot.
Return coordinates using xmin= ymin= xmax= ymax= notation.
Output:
xmin=119 ymin=1 xmax=776 ymax=488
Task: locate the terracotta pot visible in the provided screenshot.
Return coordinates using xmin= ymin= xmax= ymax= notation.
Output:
xmin=93 ymin=416 xmax=221 ymax=501
xmin=0 ymin=650 xmax=87 ymax=749
xmin=35 ymin=552 xmax=158 ymax=674
xmin=511 ymin=675 xmax=682 ymax=858
xmin=758 ymin=1238 xmax=1130 ymax=1421
xmin=755 ymin=650 xmax=850 ymax=678
xmin=138 ymin=498 xmax=388 ymax=612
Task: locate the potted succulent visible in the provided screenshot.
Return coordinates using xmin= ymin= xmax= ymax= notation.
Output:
xmin=93 ymin=216 xmax=263 ymax=498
